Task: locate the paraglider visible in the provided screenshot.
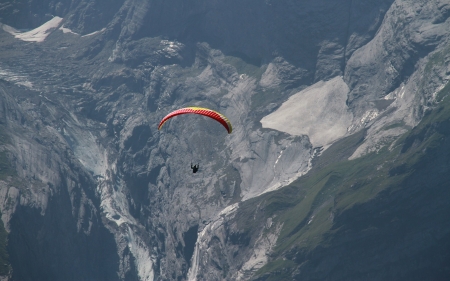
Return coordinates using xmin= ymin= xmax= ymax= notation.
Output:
xmin=191 ymin=163 xmax=199 ymax=173
xmin=158 ymin=107 xmax=232 ymax=173
xmin=158 ymin=107 xmax=232 ymax=134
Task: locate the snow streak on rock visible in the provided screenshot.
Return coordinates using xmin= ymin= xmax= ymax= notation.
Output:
xmin=59 ymin=25 xmax=79 ymax=35
xmin=0 ymin=65 xmax=33 ymax=88
xmin=187 ymin=203 xmax=239 ymax=281
xmin=81 ymin=28 xmax=106 ymax=37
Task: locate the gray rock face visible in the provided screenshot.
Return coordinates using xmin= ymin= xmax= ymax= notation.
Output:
xmin=345 ymin=0 xmax=450 ymax=158
xmin=0 ymin=80 xmax=121 ymax=280
xmin=345 ymin=0 xmax=450 ymax=113
xmin=0 ymin=0 xmax=449 ymax=280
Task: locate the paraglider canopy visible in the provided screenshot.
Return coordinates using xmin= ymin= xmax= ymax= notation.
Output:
xmin=158 ymin=107 xmax=233 ymax=134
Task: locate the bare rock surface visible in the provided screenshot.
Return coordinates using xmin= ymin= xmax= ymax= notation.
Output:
xmin=261 ymin=76 xmax=352 ymax=147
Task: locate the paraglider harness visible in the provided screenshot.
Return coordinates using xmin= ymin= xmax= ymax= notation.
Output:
xmin=191 ymin=163 xmax=199 ymax=173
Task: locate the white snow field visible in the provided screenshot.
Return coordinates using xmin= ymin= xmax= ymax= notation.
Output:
xmin=261 ymin=76 xmax=353 ymax=147
xmin=3 ymin=16 xmax=63 ymax=42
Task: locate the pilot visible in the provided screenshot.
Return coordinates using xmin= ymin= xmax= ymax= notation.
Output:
xmin=191 ymin=163 xmax=199 ymax=173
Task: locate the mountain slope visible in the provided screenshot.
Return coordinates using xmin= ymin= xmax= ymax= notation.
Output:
xmin=0 ymin=0 xmax=449 ymax=280
xmin=251 ymin=81 xmax=450 ymax=280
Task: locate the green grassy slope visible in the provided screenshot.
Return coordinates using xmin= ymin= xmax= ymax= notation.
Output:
xmin=244 ymin=83 xmax=450 ymax=280
xmin=0 ymin=215 xmax=10 ymax=276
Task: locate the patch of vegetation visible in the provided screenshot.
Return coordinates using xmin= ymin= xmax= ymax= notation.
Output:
xmin=0 ymin=125 xmax=10 ymax=145
xmin=421 ymin=43 xmax=450 ymax=96
xmin=0 ymin=127 xmax=21 ymax=188
xmin=0 ymin=211 xmax=10 ymax=276
xmin=373 ymin=99 xmax=394 ymax=111
xmin=250 ymin=88 xmax=280 ymax=110
xmin=382 ymin=121 xmax=405 ymax=131
xmin=222 ymin=55 xmax=265 ymax=79
xmin=423 ymin=42 xmax=450 ymax=76
xmin=254 ymin=259 xmax=296 ymax=281
xmin=0 ymin=152 xmax=15 ymax=181
xmin=270 ymin=145 xmax=404 ymax=256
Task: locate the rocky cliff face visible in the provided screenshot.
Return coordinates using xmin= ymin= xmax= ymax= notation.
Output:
xmin=0 ymin=0 xmax=449 ymax=280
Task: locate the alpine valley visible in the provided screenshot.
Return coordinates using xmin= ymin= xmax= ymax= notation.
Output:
xmin=0 ymin=0 xmax=449 ymax=280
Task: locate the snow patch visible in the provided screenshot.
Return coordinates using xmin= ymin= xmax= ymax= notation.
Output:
xmin=1 ymin=23 xmax=19 ymax=34
xmin=359 ymin=110 xmax=379 ymax=126
xmin=273 ymin=148 xmax=284 ymax=167
xmin=261 ymin=76 xmax=353 ymax=147
xmin=4 ymin=17 xmax=63 ymax=42
xmin=59 ymin=25 xmax=79 ymax=35
xmin=161 ymin=40 xmax=180 ymax=52
xmin=81 ymin=28 xmax=106 ymax=37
